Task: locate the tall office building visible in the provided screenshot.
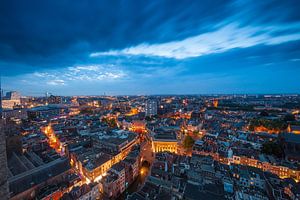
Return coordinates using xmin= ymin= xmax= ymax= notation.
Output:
xmin=5 ymin=91 xmax=21 ymax=100
xmin=2 ymin=90 xmax=21 ymax=109
xmin=145 ymin=100 xmax=158 ymax=117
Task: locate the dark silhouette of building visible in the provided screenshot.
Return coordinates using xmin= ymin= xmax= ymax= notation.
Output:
xmin=48 ymin=95 xmax=62 ymax=105
xmin=0 ymin=120 xmax=9 ymax=199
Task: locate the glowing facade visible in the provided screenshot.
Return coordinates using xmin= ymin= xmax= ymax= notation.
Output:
xmin=151 ymin=131 xmax=179 ymax=153
xmin=152 ymin=140 xmax=178 ymax=153
xmin=145 ymin=100 xmax=157 ymax=117
xmin=288 ymin=124 xmax=300 ymax=134
xmin=213 ymin=99 xmax=218 ymax=108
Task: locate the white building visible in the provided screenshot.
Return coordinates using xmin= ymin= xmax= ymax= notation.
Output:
xmin=145 ymin=100 xmax=157 ymax=117
xmin=2 ymin=91 xmax=21 ymax=109
xmin=6 ymin=91 xmax=21 ymax=100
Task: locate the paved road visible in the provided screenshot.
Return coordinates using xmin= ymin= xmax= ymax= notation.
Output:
xmin=140 ymin=137 xmax=154 ymax=164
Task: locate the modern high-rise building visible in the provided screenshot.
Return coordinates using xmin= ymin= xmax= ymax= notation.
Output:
xmin=2 ymin=91 xmax=21 ymax=109
xmin=6 ymin=91 xmax=21 ymax=100
xmin=145 ymin=100 xmax=157 ymax=117
xmin=0 ymin=120 xmax=9 ymax=199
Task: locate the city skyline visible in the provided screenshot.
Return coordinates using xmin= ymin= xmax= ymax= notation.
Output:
xmin=1 ymin=0 xmax=300 ymax=95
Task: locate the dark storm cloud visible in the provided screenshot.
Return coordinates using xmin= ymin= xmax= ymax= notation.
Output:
xmin=183 ymin=41 xmax=300 ymax=75
xmin=0 ymin=0 xmax=232 ymax=74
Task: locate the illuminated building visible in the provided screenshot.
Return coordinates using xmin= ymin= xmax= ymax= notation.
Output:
xmin=145 ymin=100 xmax=157 ymax=117
xmin=27 ymin=105 xmax=67 ymax=120
xmin=213 ymin=99 xmax=218 ymax=108
xmin=130 ymin=120 xmax=146 ymax=134
xmin=287 ymin=124 xmax=300 ymax=134
xmin=92 ymin=130 xmax=139 ymax=154
xmin=100 ymin=148 xmax=140 ymax=199
xmin=72 ymin=146 xmax=138 ymax=184
xmin=151 ymin=131 xmax=179 ymax=153
xmin=71 ymin=130 xmax=139 ymax=182
xmin=78 ymin=151 xmax=112 ymax=181
xmin=2 ymin=99 xmax=21 ymax=109
xmin=125 ymin=108 xmax=139 ymax=116
xmin=152 ymin=140 xmax=178 ymax=153
xmin=193 ymin=148 xmax=300 ymax=182
xmin=42 ymin=125 xmax=63 ymax=155
xmin=70 ymin=97 xmax=79 ymax=107
xmin=253 ymin=125 xmax=280 ymax=134
xmin=68 ymin=106 xmax=80 ymax=116
xmin=1 ymin=91 xmax=21 ymax=109
xmin=123 ymin=151 xmax=140 ymax=186
xmin=101 ymin=162 xmax=126 ymax=198
xmin=186 ymin=120 xmax=202 ymax=132
xmin=157 ymin=103 xmax=173 ymax=115
xmin=6 ymin=91 xmax=21 ymax=100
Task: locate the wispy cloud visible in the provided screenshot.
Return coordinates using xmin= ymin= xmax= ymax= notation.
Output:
xmin=290 ymin=58 xmax=300 ymax=62
xmin=66 ymin=65 xmax=125 ymax=81
xmin=47 ymin=79 xmax=66 ymax=86
xmin=90 ymin=23 xmax=300 ymax=59
xmin=30 ymin=65 xmax=126 ymax=86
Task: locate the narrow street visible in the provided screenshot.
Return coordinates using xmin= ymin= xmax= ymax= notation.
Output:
xmin=117 ymin=136 xmax=154 ymax=200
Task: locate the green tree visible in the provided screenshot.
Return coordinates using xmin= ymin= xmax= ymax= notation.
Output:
xmin=145 ymin=116 xmax=152 ymax=121
xmin=193 ymin=130 xmax=199 ymax=136
xmin=260 ymin=111 xmax=269 ymax=117
xmin=249 ymin=118 xmax=287 ymax=132
xmin=261 ymin=141 xmax=283 ymax=158
xmin=284 ymin=114 xmax=295 ymax=122
xmin=183 ymin=135 xmax=195 ymax=149
xmin=109 ymin=118 xmax=118 ymax=128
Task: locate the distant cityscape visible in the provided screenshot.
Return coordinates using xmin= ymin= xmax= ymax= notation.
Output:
xmin=1 ymin=1 xmax=300 ymax=199
xmin=0 ymin=89 xmax=300 ymax=200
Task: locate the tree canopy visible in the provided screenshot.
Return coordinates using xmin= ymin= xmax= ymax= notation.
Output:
xmin=249 ymin=118 xmax=287 ymax=132
xmin=183 ymin=135 xmax=195 ymax=149
xmin=261 ymin=141 xmax=284 ymax=158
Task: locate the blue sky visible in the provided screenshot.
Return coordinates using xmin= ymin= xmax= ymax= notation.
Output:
xmin=0 ymin=0 xmax=300 ymax=95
